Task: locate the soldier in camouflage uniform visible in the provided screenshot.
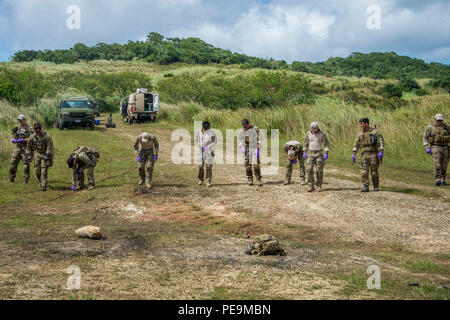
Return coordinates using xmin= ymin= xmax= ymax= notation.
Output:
xmin=9 ymin=115 xmax=33 ymax=183
xmin=423 ymin=114 xmax=449 ymax=186
xmin=195 ymin=121 xmax=217 ymax=187
xmin=352 ymin=118 xmax=385 ymax=192
xmin=25 ymin=123 xmax=54 ymax=191
xmin=304 ymin=122 xmax=330 ymax=192
xmin=283 ymin=140 xmax=306 ymax=185
xmin=238 ymin=119 xmax=263 ymax=186
xmin=134 ymin=132 xmax=159 ymax=188
xmin=67 ymin=146 xmax=100 ymax=191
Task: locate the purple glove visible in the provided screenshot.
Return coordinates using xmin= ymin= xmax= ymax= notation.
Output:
xmin=303 ymin=152 xmax=307 ymax=159
xmin=323 ymin=153 xmax=328 ymax=161
xmin=79 ymin=169 xmax=84 ymax=174
xmin=241 ymin=146 xmax=246 ymax=154
xmin=426 ymin=148 xmax=432 ymax=154
xmin=378 ymin=151 xmax=383 ymax=160
xmin=137 ymin=156 xmax=141 ymax=163
xmin=256 ymin=148 xmax=260 ymax=158
xmin=351 ymin=154 xmax=356 ymax=163
xmin=292 ymin=160 xmax=297 ymax=164
xmin=71 ymin=185 xmax=76 ymax=191
xmin=11 ymin=139 xmax=17 ymax=143
xmin=16 ymin=139 xmax=25 ymax=143
xmin=202 ymin=146 xmax=206 ymax=152
xmin=153 ymin=154 xmax=158 ymax=162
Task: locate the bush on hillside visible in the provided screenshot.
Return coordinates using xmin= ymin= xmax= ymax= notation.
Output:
xmin=378 ymin=83 xmax=403 ymax=99
xmin=399 ymin=78 xmax=420 ymax=92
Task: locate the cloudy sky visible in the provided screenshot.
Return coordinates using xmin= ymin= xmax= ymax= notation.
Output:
xmin=0 ymin=0 xmax=449 ymax=64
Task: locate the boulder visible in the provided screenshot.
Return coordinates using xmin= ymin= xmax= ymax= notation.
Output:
xmin=75 ymin=226 xmax=102 ymax=240
xmin=245 ymin=234 xmax=286 ymax=256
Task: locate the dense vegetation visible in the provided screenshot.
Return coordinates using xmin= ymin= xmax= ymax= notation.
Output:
xmin=11 ymin=33 xmax=449 ymax=80
xmin=157 ymin=71 xmax=316 ymax=110
xmin=292 ymin=52 xmax=450 ymax=79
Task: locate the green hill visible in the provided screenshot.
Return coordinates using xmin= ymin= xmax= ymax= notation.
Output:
xmin=10 ymin=33 xmax=450 ymax=80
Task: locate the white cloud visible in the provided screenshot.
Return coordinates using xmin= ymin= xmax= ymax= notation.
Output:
xmin=0 ymin=0 xmax=449 ymax=64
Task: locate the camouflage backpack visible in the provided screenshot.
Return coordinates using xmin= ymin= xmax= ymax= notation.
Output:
xmin=245 ymin=234 xmax=286 ymax=256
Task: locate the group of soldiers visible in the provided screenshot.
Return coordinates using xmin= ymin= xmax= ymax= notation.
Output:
xmin=8 ymin=113 xmax=449 ymax=192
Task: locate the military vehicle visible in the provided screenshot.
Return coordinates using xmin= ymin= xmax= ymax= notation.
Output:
xmin=56 ymin=97 xmax=96 ymax=130
xmin=120 ymin=89 xmax=159 ymax=124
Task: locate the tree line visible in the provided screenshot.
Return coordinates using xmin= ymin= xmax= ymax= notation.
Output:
xmin=11 ymin=33 xmax=450 ymax=80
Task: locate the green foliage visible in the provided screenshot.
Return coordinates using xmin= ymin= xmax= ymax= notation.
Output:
xmin=379 ymin=83 xmax=403 ymax=99
xmin=428 ymin=75 xmax=450 ymax=92
xmin=399 ymin=78 xmax=420 ymax=92
xmin=292 ymin=52 xmax=450 ymax=79
xmin=157 ymin=70 xmax=315 ymax=110
xmin=0 ymin=67 xmax=55 ymax=106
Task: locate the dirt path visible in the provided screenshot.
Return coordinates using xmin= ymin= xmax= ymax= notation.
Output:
xmin=117 ymin=123 xmax=449 ymax=256
xmin=1 ymin=120 xmax=448 ymax=299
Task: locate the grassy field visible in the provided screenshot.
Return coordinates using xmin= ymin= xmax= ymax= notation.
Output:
xmin=0 ymin=61 xmax=448 ymax=300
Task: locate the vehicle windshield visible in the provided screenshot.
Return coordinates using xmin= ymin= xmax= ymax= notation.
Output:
xmin=62 ymin=101 xmax=90 ymax=108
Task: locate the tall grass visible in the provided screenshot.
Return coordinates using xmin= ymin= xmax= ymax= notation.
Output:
xmin=159 ymin=93 xmax=449 ymax=171
xmin=0 ymin=99 xmax=57 ymax=162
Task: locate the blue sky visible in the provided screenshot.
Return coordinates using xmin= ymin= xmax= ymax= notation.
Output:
xmin=0 ymin=0 xmax=449 ymax=64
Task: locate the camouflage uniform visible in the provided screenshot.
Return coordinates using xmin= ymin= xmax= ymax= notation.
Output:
xmin=134 ymin=133 xmax=159 ymax=185
xmin=304 ymin=130 xmax=330 ymax=189
xmin=423 ymin=123 xmax=449 ymax=184
xmin=71 ymin=146 xmax=100 ymax=189
xmin=26 ymin=132 xmax=54 ymax=189
xmin=283 ymin=140 xmax=306 ymax=184
xmin=195 ymin=129 xmax=217 ymax=185
xmin=238 ymin=125 xmax=262 ymax=185
xmin=353 ymin=127 xmax=384 ymax=189
xmin=9 ymin=125 xmax=33 ymax=183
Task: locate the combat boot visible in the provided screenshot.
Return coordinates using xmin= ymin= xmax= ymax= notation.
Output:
xmin=316 ymin=185 xmax=322 ymax=192
xmin=138 ymin=179 xmax=144 ymax=185
xmin=283 ymin=180 xmax=290 ymax=185
xmin=442 ymin=181 xmax=448 ymax=186
xmin=435 ymin=181 xmax=441 ymax=186
xmin=307 ymin=185 xmax=315 ymax=192
xmin=257 ymin=178 xmax=263 ymax=187
xmin=206 ymin=182 xmax=212 ymax=188
xmin=146 ymin=183 xmax=152 ymax=189
xmin=248 ymin=177 xmax=254 ymax=186
xmin=88 ymin=186 xmax=95 ymax=190
xmin=41 ymin=185 xmax=47 ymax=192
xmin=198 ymin=180 xmax=204 ymax=185
xmin=373 ymin=186 xmax=381 ymax=191
xmin=361 ymin=185 xmax=369 ymax=192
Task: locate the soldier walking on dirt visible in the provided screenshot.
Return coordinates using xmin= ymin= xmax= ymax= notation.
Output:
xmin=283 ymin=140 xmax=306 ymax=185
xmin=304 ymin=122 xmax=330 ymax=192
xmin=9 ymin=115 xmax=33 ymax=184
xmin=25 ymin=123 xmax=54 ymax=191
xmin=352 ymin=118 xmax=384 ymax=192
xmin=423 ymin=113 xmax=449 ymax=186
xmin=134 ymin=132 xmax=159 ymax=188
xmin=67 ymin=146 xmax=100 ymax=191
xmin=195 ymin=121 xmax=217 ymax=187
xmin=238 ymin=119 xmax=263 ymax=186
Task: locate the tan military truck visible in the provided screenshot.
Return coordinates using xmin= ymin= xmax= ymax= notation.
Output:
xmin=120 ymin=88 xmax=159 ymax=124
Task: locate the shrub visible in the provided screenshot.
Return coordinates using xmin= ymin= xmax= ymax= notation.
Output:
xmin=379 ymin=83 xmax=403 ymax=99
xmin=399 ymin=78 xmax=420 ymax=92
xmin=428 ymin=76 xmax=450 ymax=92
